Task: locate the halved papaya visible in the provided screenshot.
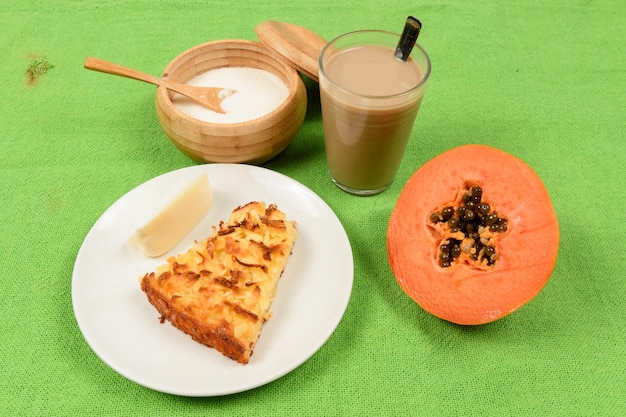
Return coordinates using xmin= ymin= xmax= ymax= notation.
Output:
xmin=387 ymin=144 xmax=559 ymax=325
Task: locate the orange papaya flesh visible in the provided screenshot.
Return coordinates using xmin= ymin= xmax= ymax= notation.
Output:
xmin=387 ymin=144 xmax=559 ymax=325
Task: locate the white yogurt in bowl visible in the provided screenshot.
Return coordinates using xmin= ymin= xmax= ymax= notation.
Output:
xmin=172 ymin=67 xmax=290 ymax=123
xmin=155 ymin=38 xmax=307 ymax=164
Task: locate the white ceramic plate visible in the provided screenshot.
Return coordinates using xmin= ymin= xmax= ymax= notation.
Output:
xmin=72 ymin=164 xmax=353 ymax=396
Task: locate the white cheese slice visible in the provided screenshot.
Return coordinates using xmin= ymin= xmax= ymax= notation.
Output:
xmin=129 ymin=172 xmax=213 ymax=257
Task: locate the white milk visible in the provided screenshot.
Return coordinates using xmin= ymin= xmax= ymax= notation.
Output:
xmin=172 ymin=67 xmax=290 ymax=123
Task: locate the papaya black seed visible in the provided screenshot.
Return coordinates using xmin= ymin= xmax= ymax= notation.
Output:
xmin=441 ymin=206 xmax=454 ymax=221
xmin=476 ymin=203 xmax=490 ymax=214
xmin=462 ymin=210 xmax=475 ymax=222
xmin=485 ymin=213 xmax=498 ymax=225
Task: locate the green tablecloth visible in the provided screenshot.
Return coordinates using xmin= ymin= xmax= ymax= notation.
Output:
xmin=2 ymin=0 xmax=625 ymax=415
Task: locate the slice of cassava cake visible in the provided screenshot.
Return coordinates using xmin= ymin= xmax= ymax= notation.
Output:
xmin=140 ymin=201 xmax=298 ymax=364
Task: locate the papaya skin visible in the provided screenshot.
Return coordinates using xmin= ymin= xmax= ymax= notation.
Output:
xmin=387 ymin=144 xmax=559 ymax=325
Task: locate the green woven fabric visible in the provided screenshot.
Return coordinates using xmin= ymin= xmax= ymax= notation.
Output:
xmin=1 ymin=0 xmax=625 ymax=415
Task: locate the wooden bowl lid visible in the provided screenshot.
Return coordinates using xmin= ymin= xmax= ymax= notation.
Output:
xmin=255 ymin=21 xmax=326 ymax=82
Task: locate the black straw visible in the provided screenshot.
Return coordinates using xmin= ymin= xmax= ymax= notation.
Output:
xmin=394 ymin=16 xmax=422 ymax=61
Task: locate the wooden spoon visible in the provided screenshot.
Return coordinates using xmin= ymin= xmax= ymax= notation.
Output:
xmin=84 ymin=57 xmax=234 ymax=113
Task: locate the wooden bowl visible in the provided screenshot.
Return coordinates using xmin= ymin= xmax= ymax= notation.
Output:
xmin=156 ymin=40 xmax=307 ymax=164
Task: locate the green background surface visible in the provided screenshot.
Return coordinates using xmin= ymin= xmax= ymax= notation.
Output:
xmin=1 ymin=0 xmax=625 ymax=415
